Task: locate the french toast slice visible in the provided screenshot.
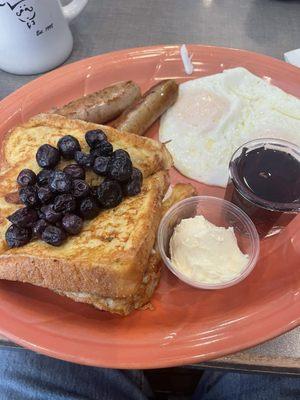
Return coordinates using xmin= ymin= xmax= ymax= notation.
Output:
xmin=0 ymin=113 xmax=172 ymax=299
xmin=1 ymin=114 xmax=172 ymax=186
xmin=0 ymin=170 xmax=169 ymax=298
xmin=58 ymin=183 xmax=197 ymax=315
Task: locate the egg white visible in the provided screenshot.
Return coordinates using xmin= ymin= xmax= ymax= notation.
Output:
xmin=159 ymin=67 xmax=300 ymax=187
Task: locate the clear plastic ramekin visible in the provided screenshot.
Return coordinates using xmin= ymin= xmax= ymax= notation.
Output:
xmin=157 ymin=196 xmax=260 ymax=289
xmin=226 ymin=138 xmax=300 ymax=238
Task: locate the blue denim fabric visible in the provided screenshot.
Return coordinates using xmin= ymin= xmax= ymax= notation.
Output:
xmin=0 ymin=348 xmax=150 ymax=400
xmin=0 ymin=348 xmax=299 ymax=400
xmin=193 ymin=370 xmax=300 ymax=400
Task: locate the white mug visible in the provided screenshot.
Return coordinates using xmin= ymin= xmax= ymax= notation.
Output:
xmin=0 ymin=0 xmax=88 ymax=75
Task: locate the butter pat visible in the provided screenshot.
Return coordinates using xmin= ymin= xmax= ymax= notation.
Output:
xmin=170 ymin=215 xmax=248 ymax=284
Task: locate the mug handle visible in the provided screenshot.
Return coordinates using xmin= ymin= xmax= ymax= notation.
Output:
xmin=61 ymin=0 xmax=88 ymax=23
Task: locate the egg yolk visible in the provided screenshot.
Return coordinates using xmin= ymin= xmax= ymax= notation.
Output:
xmin=174 ymin=89 xmax=230 ymax=133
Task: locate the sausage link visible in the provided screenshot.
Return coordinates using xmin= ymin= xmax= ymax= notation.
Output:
xmin=52 ymin=81 xmax=141 ymax=124
xmin=112 ymin=80 xmax=178 ymax=136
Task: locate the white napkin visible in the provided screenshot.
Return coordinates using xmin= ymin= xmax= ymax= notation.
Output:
xmin=284 ymin=49 xmax=300 ymax=68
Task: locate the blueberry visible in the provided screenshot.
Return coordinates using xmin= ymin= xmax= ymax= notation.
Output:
xmin=57 ymin=135 xmax=81 ymax=160
xmin=72 ymin=179 xmax=90 ymax=199
xmin=85 ymin=129 xmax=107 ymax=148
xmin=36 ymin=169 xmax=53 ymax=187
xmin=122 ymin=168 xmax=143 ymax=196
xmin=107 ymin=152 xmax=132 ymax=182
xmin=63 ymin=164 xmax=85 ymax=180
xmin=79 ymin=197 xmax=100 ymax=219
xmin=33 ymin=219 xmax=49 ymax=238
xmin=97 ymin=180 xmax=123 ymax=208
xmin=90 ymin=185 xmax=99 ymax=199
xmin=93 ymin=156 xmax=110 ymax=176
xmin=5 ymin=225 xmax=32 ymax=248
xmin=62 ymin=214 xmax=83 ymax=235
xmin=55 ymin=220 xmax=64 ymax=230
xmin=42 ymin=225 xmax=66 ymax=246
xmin=74 ymin=151 xmax=95 ymax=168
xmin=40 ymin=204 xmax=62 ymax=223
xmin=53 ymin=194 xmax=76 ymax=213
xmin=37 ymin=209 xmax=45 ymax=220
xmin=36 ymin=144 xmax=60 ymax=169
xmin=37 ymin=186 xmax=53 ymax=204
xmin=19 ymin=185 xmax=39 ymax=207
xmin=49 ymin=171 xmax=73 ymax=194
xmin=7 ymin=207 xmax=38 ymax=228
xmin=113 ymin=149 xmax=131 ymax=159
xmin=91 ymin=140 xmax=113 ymax=157
xmin=17 ymin=169 xmax=36 ymax=187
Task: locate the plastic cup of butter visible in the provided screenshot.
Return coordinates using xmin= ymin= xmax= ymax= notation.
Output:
xmin=157 ymin=196 xmax=260 ymax=289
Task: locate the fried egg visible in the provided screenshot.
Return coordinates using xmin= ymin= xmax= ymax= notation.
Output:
xmin=159 ymin=67 xmax=300 ymax=187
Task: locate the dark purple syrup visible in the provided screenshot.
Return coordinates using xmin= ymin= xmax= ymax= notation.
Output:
xmin=238 ymin=147 xmax=300 ymax=204
xmin=225 ymin=146 xmax=300 ymax=237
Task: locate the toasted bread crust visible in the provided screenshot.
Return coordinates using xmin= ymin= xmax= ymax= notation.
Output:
xmin=162 ymin=183 xmax=197 ymax=216
xmin=59 ymin=251 xmax=162 ymax=315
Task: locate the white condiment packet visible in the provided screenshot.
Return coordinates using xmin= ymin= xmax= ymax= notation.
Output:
xmin=284 ymin=49 xmax=300 ymax=68
xmin=180 ymin=44 xmax=194 ymax=75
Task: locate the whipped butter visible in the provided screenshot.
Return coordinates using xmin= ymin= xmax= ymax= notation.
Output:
xmin=170 ymin=215 xmax=248 ymax=284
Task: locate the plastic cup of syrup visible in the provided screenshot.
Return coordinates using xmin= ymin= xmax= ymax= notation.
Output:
xmin=225 ymin=139 xmax=300 ymax=238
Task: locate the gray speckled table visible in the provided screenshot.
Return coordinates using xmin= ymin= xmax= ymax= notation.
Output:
xmin=0 ymin=0 xmax=299 ymax=373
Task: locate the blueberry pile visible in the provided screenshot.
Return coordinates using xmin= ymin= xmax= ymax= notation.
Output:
xmin=5 ymin=129 xmax=143 ymax=248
